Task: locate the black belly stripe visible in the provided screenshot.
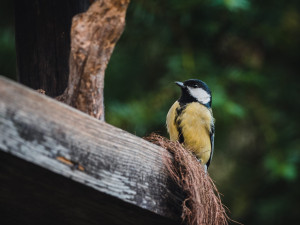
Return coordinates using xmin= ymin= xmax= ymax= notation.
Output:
xmin=175 ymin=106 xmax=186 ymax=144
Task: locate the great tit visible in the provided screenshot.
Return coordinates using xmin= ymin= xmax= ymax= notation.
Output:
xmin=166 ymin=79 xmax=215 ymax=171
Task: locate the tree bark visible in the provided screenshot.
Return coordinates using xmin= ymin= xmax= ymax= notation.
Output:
xmin=57 ymin=0 xmax=130 ymax=120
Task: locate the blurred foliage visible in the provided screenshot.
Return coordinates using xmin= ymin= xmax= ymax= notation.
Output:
xmin=1 ymin=0 xmax=300 ymax=224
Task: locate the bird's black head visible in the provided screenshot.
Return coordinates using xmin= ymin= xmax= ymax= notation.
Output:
xmin=175 ymin=79 xmax=212 ymax=108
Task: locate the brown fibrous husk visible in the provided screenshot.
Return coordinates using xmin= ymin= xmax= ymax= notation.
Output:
xmin=145 ymin=133 xmax=235 ymax=225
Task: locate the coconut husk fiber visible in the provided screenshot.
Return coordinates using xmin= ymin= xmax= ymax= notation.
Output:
xmin=145 ymin=133 xmax=233 ymax=225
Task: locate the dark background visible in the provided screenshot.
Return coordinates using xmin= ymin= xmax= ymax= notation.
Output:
xmin=1 ymin=0 xmax=299 ymax=224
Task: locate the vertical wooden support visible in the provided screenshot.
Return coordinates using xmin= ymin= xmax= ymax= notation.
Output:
xmin=14 ymin=0 xmax=90 ymax=97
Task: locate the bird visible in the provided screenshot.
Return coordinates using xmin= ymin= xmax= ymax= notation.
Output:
xmin=166 ymin=79 xmax=215 ymax=171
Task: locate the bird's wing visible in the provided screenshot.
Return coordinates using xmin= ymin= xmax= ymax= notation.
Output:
xmin=166 ymin=101 xmax=180 ymax=141
xmin=206 ymin=122 xmax=215 ymax=168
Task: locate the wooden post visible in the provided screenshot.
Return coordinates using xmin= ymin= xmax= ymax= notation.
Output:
xmin=14 ymin=0 xmax=90 ymax=97
xmin=15 ymin=0 xmax=129 ymax=120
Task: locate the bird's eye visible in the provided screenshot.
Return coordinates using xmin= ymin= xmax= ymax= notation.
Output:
xmin=193 ymin=84 xmax=198 ymax=88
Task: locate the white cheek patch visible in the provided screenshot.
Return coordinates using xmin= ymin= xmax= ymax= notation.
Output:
xmin=187 ymin=87 xmax=211 ymax=104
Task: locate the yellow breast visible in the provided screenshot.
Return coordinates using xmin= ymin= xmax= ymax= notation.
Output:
xmin=166 ymin=101 xmax=213 ymax=165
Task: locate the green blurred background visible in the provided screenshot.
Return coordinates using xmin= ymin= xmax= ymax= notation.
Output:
xmin=1 ymin=0 xmax=299 ymax=224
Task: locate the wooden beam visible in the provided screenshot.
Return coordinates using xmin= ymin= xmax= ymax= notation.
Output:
xmin=0 ymin=76 xmax=182 ymax=225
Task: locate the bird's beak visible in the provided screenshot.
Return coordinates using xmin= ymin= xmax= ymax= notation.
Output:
xmin=175 ymin=81 xmax=185 ymax=88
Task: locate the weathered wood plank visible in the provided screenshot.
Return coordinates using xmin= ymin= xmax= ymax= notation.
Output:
xmin=0 ymin=76 xmax=182 ymax=224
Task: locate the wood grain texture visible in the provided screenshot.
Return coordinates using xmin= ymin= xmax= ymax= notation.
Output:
xmin=0 ymin=151 xmax=178 ymax=225
xmin=0 ymin=76 xmax=182 ymax=224
xmin=58 ymin=0 xmax=130 ymax=120
xmin=14 ymin=0 xmax=90 ymax=97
